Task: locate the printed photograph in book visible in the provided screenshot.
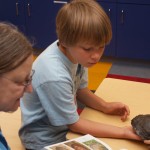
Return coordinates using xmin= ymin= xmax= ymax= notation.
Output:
xmin=43 ymin=134 xmax=112 ymax=150
xmin=83 ymin=139 xmax=109 ymax=150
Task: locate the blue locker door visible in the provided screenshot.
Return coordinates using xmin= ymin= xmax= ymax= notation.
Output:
xmin=116 ymin=3 xmax=150 ymax=60
xmin=25 ymin=0 xmax=67 ymax=49
xmin=98 ymin=1 xmax=117 ymax=57
xmin=0 ymin=0 xmax=26 ymax=33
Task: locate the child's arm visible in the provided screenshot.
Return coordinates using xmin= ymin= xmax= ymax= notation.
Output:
xmin=76 ymin=87 xmax=130 ymax=121
xmin=68 ymin=118 xmax=141 ymax=140
xmin=144 ymin=140 xmax=150 ymax=144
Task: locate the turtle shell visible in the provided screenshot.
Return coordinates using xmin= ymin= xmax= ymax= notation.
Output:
xmin=131 ymin=114 xmax=150 ymax=140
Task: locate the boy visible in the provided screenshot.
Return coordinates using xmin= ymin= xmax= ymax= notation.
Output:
xmin=19 ymin=0 xmax=141 ymax=150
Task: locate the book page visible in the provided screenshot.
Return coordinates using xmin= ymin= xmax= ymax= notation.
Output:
xmin=42 ymin=134 xmax=112 ymax=150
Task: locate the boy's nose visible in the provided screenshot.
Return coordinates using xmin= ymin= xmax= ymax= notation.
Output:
xmin=91 ymin=52 xmax=101 ymax=60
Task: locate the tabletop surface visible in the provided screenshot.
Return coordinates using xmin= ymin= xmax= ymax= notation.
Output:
xmin=67 ymin=78 xmax=150 ymax=150
xmin=0 ymin=108 xmax=25 ymax=150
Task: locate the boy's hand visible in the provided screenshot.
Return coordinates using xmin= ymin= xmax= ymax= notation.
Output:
xmin=144 ymin=140 xmax=150 ymax=144
xmin=123 ymin=126 xmax=142 ymax=140
xmin=103 ymin=102 xmax=130 ymax=121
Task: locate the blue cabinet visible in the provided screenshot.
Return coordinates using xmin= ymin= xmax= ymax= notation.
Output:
xmin=0 ymin=0 xmax=26 ymax=33
xmin=25 ymin=0 xmax=54 ymax=49
xmin=98 ymin=0 xmax=150 ymax=60
xmin=1 ymin=0 xmax=150 ymax=60
xmin=0 ymin=0 xmax=67 ymax=49
xmin=97 ymin=1 xmax=117 ymax=57
xmin=116 ymin=3 xmax=150 ymax=60
xmin=25 ymin=1 xmax=67 ymax=49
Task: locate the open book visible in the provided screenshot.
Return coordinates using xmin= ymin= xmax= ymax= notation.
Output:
xmin=42 ymin=134 xmax=112 ymax=150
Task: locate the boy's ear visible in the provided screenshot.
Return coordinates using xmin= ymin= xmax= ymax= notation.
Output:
xmin=59 ymin=42 xmax=68 ymax=49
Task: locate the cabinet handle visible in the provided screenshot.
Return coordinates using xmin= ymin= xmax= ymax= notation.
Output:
xmin=27 ymin=3 xmax=31 ymax=17
xmin=16 ymin=2 xmax=19 ymax=16
xmin=121 ymin=10 xmax=124 ymax=24
xmin=53 ymin=1 xmax=67 ymax=4
xmin=108 ymin=8 xmax=111 ymax=18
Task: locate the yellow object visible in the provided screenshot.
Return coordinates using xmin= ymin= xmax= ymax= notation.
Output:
xmin=88 ymin=62 xmax=112 ymax=90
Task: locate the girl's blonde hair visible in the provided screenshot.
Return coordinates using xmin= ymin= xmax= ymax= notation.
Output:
xmin=0 ymin=22 xmax=33 ymax=74
xmin=56 ymin=0 xmax=112 ymax=47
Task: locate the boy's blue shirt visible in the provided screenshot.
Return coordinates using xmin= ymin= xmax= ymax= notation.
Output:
xmin=0 ymin=131 xmax=10 ymax=150
xmin=19 ymin=40 xmax=88 ymax=150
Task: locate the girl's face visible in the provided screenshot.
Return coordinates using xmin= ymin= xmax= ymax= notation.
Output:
xmin=0 ymin=55 xmax=33 ymax=112
xmin=61 ymin=43 xmax=105 ymax=67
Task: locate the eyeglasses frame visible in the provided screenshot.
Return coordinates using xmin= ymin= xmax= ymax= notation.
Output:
xmin=0 ymin=69 xmax=35 ymax=87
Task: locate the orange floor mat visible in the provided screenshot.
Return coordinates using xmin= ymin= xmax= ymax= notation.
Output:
xmin=88 ymin=62 xmax=112 ymax=91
